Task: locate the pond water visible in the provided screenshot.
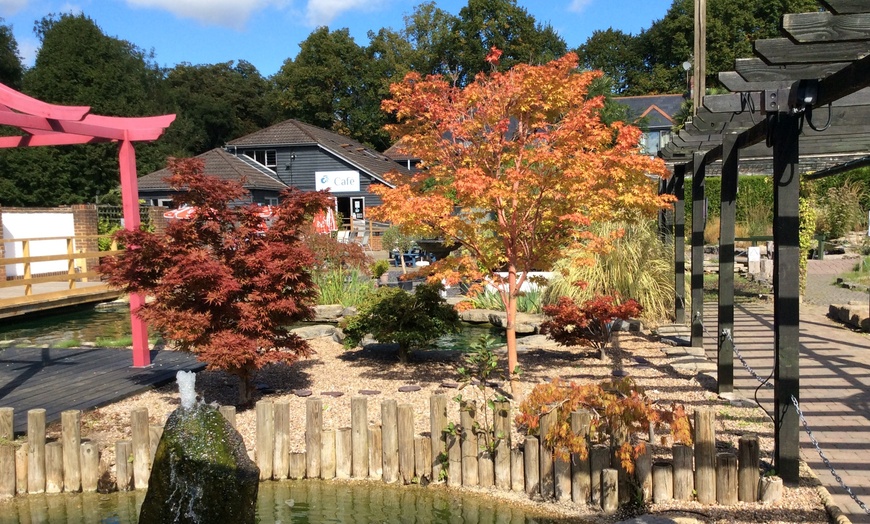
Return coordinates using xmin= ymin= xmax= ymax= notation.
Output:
xmin=0 ymin=304 xmax=505 ymax=352
xmin=0 ymin=480 xmax=588 ymax=524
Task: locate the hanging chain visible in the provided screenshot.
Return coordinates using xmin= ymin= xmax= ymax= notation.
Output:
xmin=718 ymin=327 xmax=870 ymax=514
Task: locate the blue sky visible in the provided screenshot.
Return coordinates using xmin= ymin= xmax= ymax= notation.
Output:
xmin=0 ymin=0 xmax=671 ymax=78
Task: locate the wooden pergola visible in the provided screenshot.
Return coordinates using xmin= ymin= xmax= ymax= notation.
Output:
xmin=659 ymin=0 xmax=870 ymax=485
xmin=0 ymin=83 xmax=175 ymax=368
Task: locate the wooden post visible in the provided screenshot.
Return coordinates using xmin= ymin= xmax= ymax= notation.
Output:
xmin=415 ymin=436 xmax=432 ymax=483
xmin=336 ymin=427 xmax=352 ymax=479
xmin=601 ymin=468 xmax=618 ymax=513
xmin=61 ymin=410 xmax=81 ymax=493
xmin=759 ymin=475 xmax=784 ymax=503
xmin=0 ymin=444 xmax=15 ymax=498
xmin=351 ymin=396 xmax=369 ymax=478
xmin=611 ymin=426 xmax=630 ymax=504
xmin=27 ymin=409 xmax=46 ymax=494
xmin=538 ymin=409 xmax=556 ymax=499
xmin=590 ymin=444 xmax=610 ymax=506
xmin=523 ymin=436 xmax=540 ymax=496
xmin=653 ymin=461 xmax=674 ymax=503
xmin=674 ymin=166 xmax=686 ymax=323
xmin=381 ymin=400 xmax=399 ymax=483
xmin=716 ymin=452 xmax=738 ymax=505
xmin=690 ymin=152 xmax=706 ymax=348
xmin=15 ymin=443 xmax=27 ymax=495
xmin=478 ymin=451 xmax=494 ymax=487
xmin=738 ymin=433 xmax=760 ymax=502
xmin=288 ymin=452 xmax=306 ymax=480
xmin=717 ymin=133 xmax=738 ymax=394
xmin=219 ymin=405 xmax=236 ymax=429
xmin=256 ymin=399 xmax=274 ymax=480
xmin=321 ymin=428 xmax=336 ymax=480
xmin=430 ymin=394 xmax=448 ymax=482
xmin=0 ymin=408 xmax=13 ymax=441
xmin=80 ymin=442 xmax=98 ymax=492
xmin=494 ymin=438 xmax=510 ymax=489
xmin=369 ymin=426 xmax=383 ymax=480
xmin=130 ymin=407 xmax=150 ymax=490
xmin=673 ymin=443 xmax=694 ymax=500
xmin=636 ymin=444 xmax=653 ymax=502
xmin=115 ymin=440 xmax=132 ymax=491
xmin=460 ymin=402 xmax=478 ymax=486
xmin=493 ymin=400 xmax=511 ymax=447
xmin=694 ymin=409 xmax=716 ymax=504
xmin=397 ymin=404 xmax=415 ymax=484
xmin=45 ymin=442 xmax=63 ymax=494
xmin=555 ymin=456 xmax=571 ymax=502
xmin=273 ymin=400 xmax=290 ymax=480
xmin=305 ymin=398 xmax=323 ymax=479
xmin=771 ymin=111 xmax=802 ymax=486
xmin=446 ymin=434 xmax=461 ymax=487
xmin=571 ymin=410 xmax=592 ymax=504
xmin=511 ymin=447 xmax=524 ymax=492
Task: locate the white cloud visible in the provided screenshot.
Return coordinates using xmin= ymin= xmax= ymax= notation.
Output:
xmin=0 ymin=0 xmax=29 ymax=16
xmin=125 ymin=0 xmax=288 ymax=30
xmin=304 ymin=0 xmax=384 ymax=27
xmin=568 ymin=0 xmax=592 ymax=13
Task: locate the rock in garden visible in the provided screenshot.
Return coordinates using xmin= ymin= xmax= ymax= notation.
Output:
xmin=313 ymin=304 xmax=345 ymax=322
xmin=138 ymin=404 xmax=259 ymax=524
xmin=487 ymin=312 xmax=543 ymax=334
xmin=459 ymin=308 xmax=494 ymax=323
xmin=291 ymin=324 xmax=336 ymax=340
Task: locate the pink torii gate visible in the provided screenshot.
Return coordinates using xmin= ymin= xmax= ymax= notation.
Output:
xmin=0 ymin=83 xmax=175 ymax=367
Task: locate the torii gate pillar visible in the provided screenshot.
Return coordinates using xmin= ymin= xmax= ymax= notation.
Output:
xmin=119 ymin=137 xmax=150 ymax=367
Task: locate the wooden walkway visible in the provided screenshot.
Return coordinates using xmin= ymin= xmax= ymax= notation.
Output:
xmin=0 ymin=346 xmax=204 ymax=434
xmin=0 ymin=281 xmax=123 ymax=319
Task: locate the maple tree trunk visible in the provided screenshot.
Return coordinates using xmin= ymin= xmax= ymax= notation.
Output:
xmin=236 ymin=370 xmax=254 ymax=407
xmin=506 ymin=267 xmax=519 ymax=396
xmin=398 ymin=344 xmax=410 ymax=365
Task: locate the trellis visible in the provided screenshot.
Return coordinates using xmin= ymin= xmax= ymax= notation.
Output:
xmin=658 ymin=0 xmax=870 ymax=485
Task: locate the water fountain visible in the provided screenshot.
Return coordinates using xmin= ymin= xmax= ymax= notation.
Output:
xmin=137 ymin=371 xmax=259 ymax=524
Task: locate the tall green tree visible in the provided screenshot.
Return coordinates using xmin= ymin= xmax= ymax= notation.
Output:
xmin=447 ymin=0 xmax=567 ymax=86
xmin=0 ymin=18 xmax=23 ymax=89
xmin=164 ymin=60 xmax=274 ymax=155
xmin=0 ymin=13 xmax=171 ymax=206
xmin=400 ymin=1 xmax=459 ymax=77
xmin=272 ymin=27 xmax=381 ymax=146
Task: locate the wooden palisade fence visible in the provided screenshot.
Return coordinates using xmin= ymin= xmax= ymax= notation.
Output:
xmin=0 ymin=400 xmax=783 ymax=512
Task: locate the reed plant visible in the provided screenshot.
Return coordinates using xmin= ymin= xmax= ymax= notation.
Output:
xmin=543 ymin=220 xmax=674 ymax=323
xmin=468 ymin=287 xmax=543 ymax=314
xmin=313 ymin=267 xmax=376 ymax=307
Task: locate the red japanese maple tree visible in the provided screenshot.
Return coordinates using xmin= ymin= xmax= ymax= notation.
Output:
xmin=100 ymin=158 xmax=331 ymax=405
xmin=540 ymin=295 xmax=642 ymax=354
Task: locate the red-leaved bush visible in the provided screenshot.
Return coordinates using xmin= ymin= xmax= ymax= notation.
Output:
xmin=540 ymin=294 xmax=642 ymax=352
xmin=100 ymin=158 xmax=331 ymax=405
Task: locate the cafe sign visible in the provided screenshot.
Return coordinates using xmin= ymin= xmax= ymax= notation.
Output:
xmin=316 ymin=170 xmax=360 ymax=192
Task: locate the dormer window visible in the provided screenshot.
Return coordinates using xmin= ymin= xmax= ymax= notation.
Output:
xmin=244 ymin=149 xmax=277 ymax=171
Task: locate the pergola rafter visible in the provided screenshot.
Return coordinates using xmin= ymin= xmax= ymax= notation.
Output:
xmin=659 ymin=0 xmax=870 ymax=485
xmin=0 ymin=83 xmax=175 ymax=368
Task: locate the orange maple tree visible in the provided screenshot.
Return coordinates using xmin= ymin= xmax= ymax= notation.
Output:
xmin=372 ymin=52 xmax=672 ymax=392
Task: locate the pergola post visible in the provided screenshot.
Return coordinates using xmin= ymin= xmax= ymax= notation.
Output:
xmin=673 ymin=164 xmax=686 ymax=324
xmin=119 ymin=138 xmax=150 ymax=368
xmin=717 ymin=133 xmax=739 ymax=394
xmin=690 ymin=152 xmax=706 ymax=347
xmin=771 ymin=113 xmax=801 ymax=485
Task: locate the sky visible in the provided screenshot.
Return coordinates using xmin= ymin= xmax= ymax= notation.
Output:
xmin=0 ymin=0 xmax=672 ymax=78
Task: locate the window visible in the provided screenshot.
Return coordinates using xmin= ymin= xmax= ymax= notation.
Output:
xmin=244 ymin=149 xmax=277 ymax=171
xmin=265 ymin=197 xmax=278 ymax=206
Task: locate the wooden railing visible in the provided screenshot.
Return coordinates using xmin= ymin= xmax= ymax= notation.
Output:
xmin=0 ymin=234 xmax=121 ymax=301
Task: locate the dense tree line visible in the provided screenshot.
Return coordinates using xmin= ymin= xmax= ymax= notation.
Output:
xmin=0 ymin=0 xmax=811 ymax=206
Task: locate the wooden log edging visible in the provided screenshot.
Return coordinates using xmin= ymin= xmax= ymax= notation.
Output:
xmin=0 ymin=399 xmax=784 ymax=513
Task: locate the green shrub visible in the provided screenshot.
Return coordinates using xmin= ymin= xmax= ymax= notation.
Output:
xmin=342 ymin=282 xmax=460 ymax=363
xmin=371 ymin=259 xmax=390 ymax=279
xmin=543 ymin=220 xmax=674 ymax=323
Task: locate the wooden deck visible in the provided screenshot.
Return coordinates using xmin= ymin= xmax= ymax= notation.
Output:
xmin=0 ymin=345 xmax=204 ymax=434
xmin=0 ymin=281 xmax=123 ymax=319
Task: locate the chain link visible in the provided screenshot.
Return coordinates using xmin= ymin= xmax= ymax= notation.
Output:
xmin=719 ymin=326 xmax=870 ymax=514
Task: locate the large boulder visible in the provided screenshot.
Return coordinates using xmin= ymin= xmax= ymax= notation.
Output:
xmin=487 ymin=311 xmax=544 ymax=334
xmin=313 ymin=304 xmax=345 ymax=322
xmin=138 ymin=404 xmax=259 ymax=524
